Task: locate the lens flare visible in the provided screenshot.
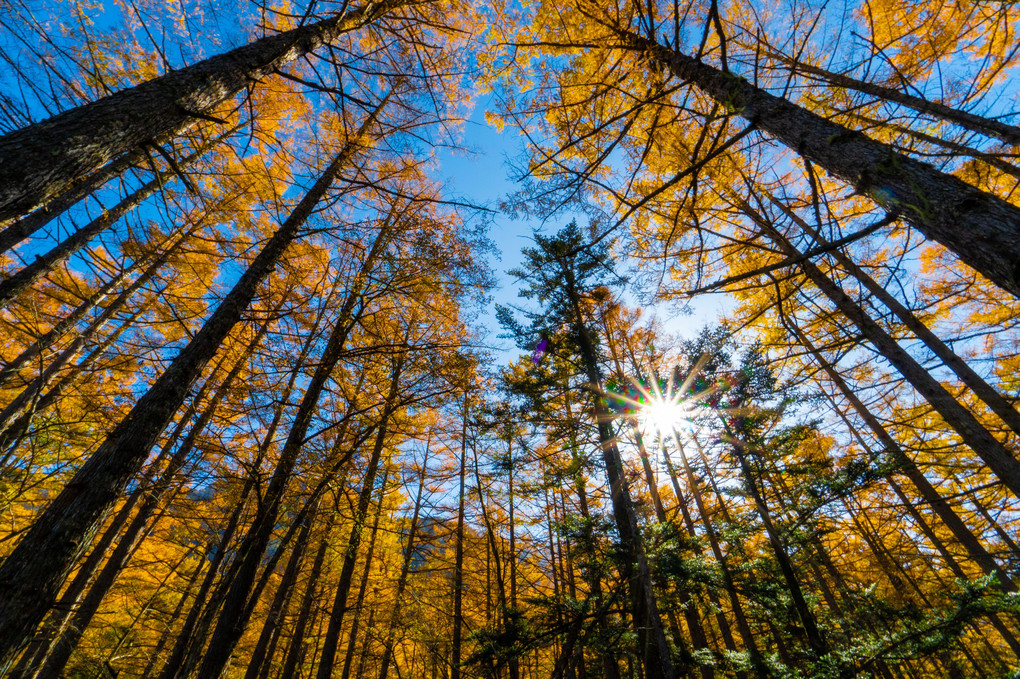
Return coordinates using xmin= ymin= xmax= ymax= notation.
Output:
xmin=638 ymin=396 xmax=689 ymax=437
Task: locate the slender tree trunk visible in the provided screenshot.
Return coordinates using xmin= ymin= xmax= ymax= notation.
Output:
xmin=378 ymin=445 xmax=431 ymax=679
xmin=737 ymin=197 xmax=1020 ymax=497
xmin=767 ymin=189 xmax=1020 ymax=439
xmin=36 ymin=320 xmax=267 ymax=678
xmin=776 ymin=306 xmax=1017 ymax=591
xmin=450 ymin=390 xmax=469 ymax=679
xmin=0 ymin=127 xmax=238 ymax=308
xmin=0 ymin=0 xmax=403 ymax=226
xmin=0 ymin=217 xmax=195 ymax=393
xmin=0 ymin=104 xmax=384 ymax=671
xmin=671 ymin=433 xmax=765 ymax=677
xmin=618 ymin=28 xmax=1020 ymax=296
xmin=314 ymin=358 xmax=404 ymax=679
xmin=155 ymin=286 xmax=330 ymax=679
xmin=8 ymin=362 xmax=220 ymax=679
xmin=659 ymin=440 xmax=741 ymax=661
xmin=630 ymin=425 xmax=713 ymax=678
xmin=723 ymin=416 xmax=831 ymax=663
xmin=564 ymin=264 xmax=676 ymax=679
xmin=280 ymin=534 xmax=332 ymax=679
xmin=761 ymin=49 xmax=1020 ymax=145
xmin=0 ymin=301 xmax=149 ymax=467
xmin=340 ymin=469 xmax=390 ymax=679
xmin=244 ymin=497 xmax=322 ymax=679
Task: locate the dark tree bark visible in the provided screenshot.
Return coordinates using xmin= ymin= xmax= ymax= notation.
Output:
xmin=731 ymin=194 xmax=1020 ymax=497
xmin=766 ymin=190 xmax=1020 ymax=439
xmin=0 ymin=0 xmax=403 ymax=224
xmin=155 ymin=279 xmax=332 ymax=679
xmin=615 ymin=27 xmax=1020 ymax=296
xmin=315 ymin=358 xmax=405 ymax=679
xmin=760 ymin=49 xmax=1020 ymax=145
xmin=563 ymin=263 xmax=677 ymax=679
xmin=0 ymin=149 xmax=142 ymax=255
xmin=0 ymin=126 xmax=237 ymax=306
xmin=450 ymin=391 xmax=469 ymax=679
xmin=776 ymin=306 xmax=1017 ymax=593
xmin=340 ymin=469 xmax=390 ymax=679
xmin=36 ymin=318 xmax=270 ymax=678
xmin=191 ymin=201 xmax=396 ymax=679
xmin=377 ymin=446 xmax=431 ymax=679
xmin=0 ymin=105 xmax=384 ymax=671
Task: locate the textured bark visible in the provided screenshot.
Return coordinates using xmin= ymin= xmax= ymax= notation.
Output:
xmin=0 ymin=0 xmax=404 ymax=223
xmin=377 ymin=447 xmax=430 ymax=679
xmin=565 ymin=265 xmax=676 ymax=679
xmin=340 ymin=470 xmax=389 ymax=679
xmin=0 ymin=150 xmax=142 ymax=256
xmin=0 ymin=216 xmax=197 ymax=391
xmin=0 ymin=128 xmax=235 ymax=306
xmin=36 ymin=321 xmax=267 ymax=678
xmin=156 ymin=283 xmax=330 ymax=679
xmin=737 ymin=197 xmax=1020 ymax=496
xmin=10 ymin=365 xmax=220 ymax=679
xmin=621 ymin=29 xmax=1020 ymax=296
xmin=779 ymin=313 xmax=1016 ymax=592
xmin=243 ymin=498 xmax=321 ymax=679
xmin=769 ymin=53 xmax=1020 ymax=145
xmin=192 ymin=202 xmax=395 ymax=679
xmin=767 ymin=191 xmax=1020 ymax=439
xmin=315 ymin=361 xmax=404 ymax=679
xmin=0 ymin=107 xmax=380 ymax=670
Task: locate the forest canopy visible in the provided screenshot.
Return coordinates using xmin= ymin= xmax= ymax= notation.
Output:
xmin=0 ymin=0 xmax=1018 ymax=677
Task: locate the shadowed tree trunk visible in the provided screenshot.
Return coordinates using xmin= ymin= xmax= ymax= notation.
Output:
xmin=314 ymin=357 xmax=405 ymax=679
xmin=730 ymin=193 xmax=1020 ymax=497
xmin=0 ymin=103 xmax=385 ymax=671
xmin=0 ymin=0 xmax=403 ymax=226
xmin=614 ymin=26 xmax=1020 ymax=296
xmin=0 ymin=125 xmax=239 ymax=308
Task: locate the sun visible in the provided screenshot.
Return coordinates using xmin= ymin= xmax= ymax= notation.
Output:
xmin=638 ymin=396 xmax=690 ymax=438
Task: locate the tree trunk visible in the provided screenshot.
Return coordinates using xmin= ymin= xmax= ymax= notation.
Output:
xmin=762 ymin=49 xmax=1020 ymax=145
xmin=766 ymin=189 xmax=1020 ymax=439
xmin=619 ymin=28 xmax=1020 ymax=296
xmin=0 ymin=126 xmax=237 ymax=307
xmin=153 ymin=282 xmax=330 ymax=679
xmin=0 ymin=104 xmax=384 ymax=671
xmin=735 ymin=196 xmax=1020 ymax=497
xmin=0 ymin=0 xmax=403 ymax=224
xmin=450 ymin=390 xmax=469 ymax=679
xmin=776 ymin=304 xmax=1016 ymax=591
xmin=243 ymin=497 xmax=322 ymax=679
xmin=35 ymin=320 xmax=267 ymax=678
xmin=0 ymin=149 xmax=142 ymax=254
xmin=564 ymin=263 xmax=676 ymax=679
xmin=340 ymin=470 xmax=389 ymax=679
xmin=314 ymin=359 xmax=404 ymax=679
xmin=377 ymin=444 xmax=431 ymax=679
xmin=192 ymin=197 xmax=396 ymax=679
